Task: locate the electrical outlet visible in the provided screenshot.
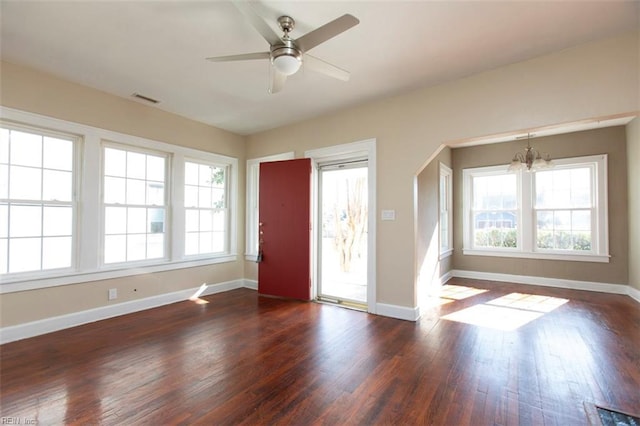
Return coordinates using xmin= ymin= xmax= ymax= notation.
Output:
xmin=108 ymin=288 xmax=117 ymax=300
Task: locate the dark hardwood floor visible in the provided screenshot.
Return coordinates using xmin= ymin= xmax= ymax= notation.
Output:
xmin=1 ymin=278 xmax=639 ymax=425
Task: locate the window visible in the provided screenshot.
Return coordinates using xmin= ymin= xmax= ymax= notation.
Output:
xmin=462 ymin=155 xmax=608 ymax=262
xmin=439 ymin=163 xmax=453 ymax=256
xmin=0 ymin=124 xmax=76 ymax=275
xmin=1 ymin=106 xmax=238 ymax=293
xmin=184 ymin=160 xmax=228 ymax=256
xmin=103 ymin=144 xmax=168 ymax=264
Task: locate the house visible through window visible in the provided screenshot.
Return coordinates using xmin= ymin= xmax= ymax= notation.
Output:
xmin=462 ymin=154 xmax=608 ymax=262
xmin=0 ymin=125 xmax=76 ymax=274
xmin=103 ymin=145 xmax=167 ymax=264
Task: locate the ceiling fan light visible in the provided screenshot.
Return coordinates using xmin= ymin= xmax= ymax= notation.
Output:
xmin=273 ymin=54 xmax=301 ymax=76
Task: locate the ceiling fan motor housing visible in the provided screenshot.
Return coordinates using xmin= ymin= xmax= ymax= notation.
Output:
xmin=271 ymin=39 xmax=302 ymax=75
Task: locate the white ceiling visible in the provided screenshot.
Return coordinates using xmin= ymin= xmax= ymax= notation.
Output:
xmin=1 ymin=1 xmax=638 ymax=136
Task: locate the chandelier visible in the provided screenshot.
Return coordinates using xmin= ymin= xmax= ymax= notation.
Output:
xmin=507 ymin=134 xmax=553 ymax=172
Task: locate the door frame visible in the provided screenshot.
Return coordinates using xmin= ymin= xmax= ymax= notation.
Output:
xmin=305 ymin=139 xmax=377 ymax=314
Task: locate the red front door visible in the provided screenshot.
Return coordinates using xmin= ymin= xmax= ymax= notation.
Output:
xmin=258 ymin=158 xmax=312 ymax=300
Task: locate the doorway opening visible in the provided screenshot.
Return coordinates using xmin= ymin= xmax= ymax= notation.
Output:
xmin=317 ymin=160 xmax=368 ymax=309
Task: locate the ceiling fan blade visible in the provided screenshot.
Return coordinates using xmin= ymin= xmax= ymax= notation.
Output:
xmin=296 ymin=14 xmax=359 ymax=53
xmin=233 ymin=1 xmax=282 ymax=46
xmin=206 ymin=52 xmax=270 ymax=62
xmin=304 ymin=55 xmax=350 ymax=81
xmin=269 ymin=68 xmax=287 ymax=94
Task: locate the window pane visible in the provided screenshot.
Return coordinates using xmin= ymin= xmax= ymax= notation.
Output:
xmin=43 ymin=170 xmax=72 ymax=202
xmin=10 ymin=205 xmax=41 ymax=237
xmin=104 ymin=148 xmax=126 ymax=177
xmin=210 ymin=167 xmax=225 ymax=188
xmin=184 ymin=185 xmax=198 ymax=208
xmin=473 ymin=174 xmax=516 ymax=210
xmin=200 ymin=210 xmax=213 ymax=232
xmin=572 ymin=210 xmax=590 ymax=231
xmin=10 ymin=166 xmax=41 ymax=200
xmin=127 ymin=234 xmax=146 ymax=261
xmin=147 ymin=182 xmax=164 ymax=206
xmin=0 ymin=129 xmax=9 ymax=164
xmin=42 ymin=236 xmax=72 ymax=269
xmin=185 ymin=233 xmax=199 ymax=255
xmin=199 ymin=164 xmax=213 ymax=186
xmin=146 ymin=155 xmax=165 ymax=182
xmin=105 ymin=206 xmax=127 ymax=235
xmin=185 ymin=209 xmax=199 ymax=232
xmin=199 ymin=231 xmax=213 ymax=253
xmin=147 ymin=233 xmax=164 ymax=259
xmin=473 ymin=211 xmax=517 ymax=248
xmin=0 ymin=165 xmax=7 ymax=199
xmin=212 ymin=232 xmax=225 ymax=253
xmin=43 ymin=206 xmax=72 ymax=236
xmin=185 ymin=162 xmax=199 ymax=185
xmin=0 ymin=204 xmax=7 ymax=238
xmin=198 ymin=187 xmax=211 ymax=208
xmin=148 ymin=208 xmax=165 ymax=233
xmin=9 ymin=237 xmax=41 ymax=273
xmin=0 ymin=238 xmax=7 ymax=273
xmin=126 ymin=179 xmax=146 ymax=205
xmin=212 ymin=188 xmax=225 ymax=208
xmin=105 ymin=235 xmax=126 ymax=263
xmin=104 ymin=177 xmax=126 ymax=204
xmin=43 ymin=137 xmax=73 ymax=171
xmin=126 ymin=152 xmax=146 ymax=179
xmin=127 ymin=207 xmax=146 ymax=234
xmin=213 ymin=211 xmax=225 ymax=232
xmin=11 ymin=130 xmax=42 ymax=167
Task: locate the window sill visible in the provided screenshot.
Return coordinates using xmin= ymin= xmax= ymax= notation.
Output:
xmin=245 ymin=253 xmax=258 ymax=262
xmin=0 ymin=255 xmax=238 ymax=294
xmin=462 ymin=249 xmax=610 ymax=263
xmin=439 ymin=249 xmax=454 ymax=260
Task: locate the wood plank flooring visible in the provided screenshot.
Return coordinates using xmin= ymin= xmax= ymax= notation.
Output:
xmin=1 ymin=278 xmax=639 ymax=425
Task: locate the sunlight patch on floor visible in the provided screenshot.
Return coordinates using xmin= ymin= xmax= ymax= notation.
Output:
xmin=189 ymin=283 xmax=210 ymax=304
xmin=441 ymin=293 xmax=569 ymax=331
xmin=425 ymin=284 xmax=488 ymax=307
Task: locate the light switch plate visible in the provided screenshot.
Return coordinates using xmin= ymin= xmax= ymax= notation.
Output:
xmin=381 ymin=210 xmax=396 ymax=221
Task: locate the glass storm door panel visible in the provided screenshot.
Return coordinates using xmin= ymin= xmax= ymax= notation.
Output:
xmin=318 ymin=162 xmax=368 ymax=305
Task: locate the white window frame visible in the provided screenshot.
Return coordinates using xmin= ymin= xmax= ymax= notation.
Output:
xmin=0 ymin=106 xmax=238 ymax=294
xmin=245 ymin=152 xmax=294 ymax=261
xmin=462 ymin=154 xmax=609 ymax=263
xmin=184 ymin=158 xmax=230 ymax=258
xmin=101 ymin=142 xmax=171 ymax=267
xmin=439 ymin=163 xmax=453 ymax=258
xmin=0 ymin=121 xmax=80 ymax=278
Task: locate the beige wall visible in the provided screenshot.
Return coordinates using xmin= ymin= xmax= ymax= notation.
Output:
xmin=416 ymin=147 xmax=452 ymax=305
xmin=627 ymin=118 xmax=640 ymax=291
xmin=246 ymin=31 xmax=639 ymax=308
xmin=0 ymin=61 xmax=247 ymax=327
xmin=451 ymin=126 xmax=628 ymax=284
xmin=1 ymin=29 xmax=638 ymax=328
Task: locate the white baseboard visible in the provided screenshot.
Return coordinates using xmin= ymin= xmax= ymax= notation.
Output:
xmin=376 ymin=302 xmax=420 ymax=322
xmin=439 ymin=271 xmax=453 ymax=285
xmin=629 ymin=286 xmax=640 ymax=304
xmin=450 ymin=270 xmax=638 ymax=302
xmin=243 ymin=279 xmax=258 ymax=290
xmin=0 ymin=279 xmax=245 ymax=345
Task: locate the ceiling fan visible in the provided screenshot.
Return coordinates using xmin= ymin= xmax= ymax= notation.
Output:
xmin=207 ymin=2 xmax=359 ymax=93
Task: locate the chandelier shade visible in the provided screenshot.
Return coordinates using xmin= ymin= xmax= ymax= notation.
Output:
xmin=507 ymin=134 xmax=553 ymax=172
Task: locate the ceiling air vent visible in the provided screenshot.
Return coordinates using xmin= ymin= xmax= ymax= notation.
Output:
xmin=131 ymin=93 xmax=160 ymax=104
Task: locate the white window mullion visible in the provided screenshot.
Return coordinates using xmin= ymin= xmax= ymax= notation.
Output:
xmin=78 ymin=132 xmax=101 ymax=272
xmin=171 ymin=153 xmax=185 ymax=261
xmin=520 ymin=171 xmax=533 ymax=252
